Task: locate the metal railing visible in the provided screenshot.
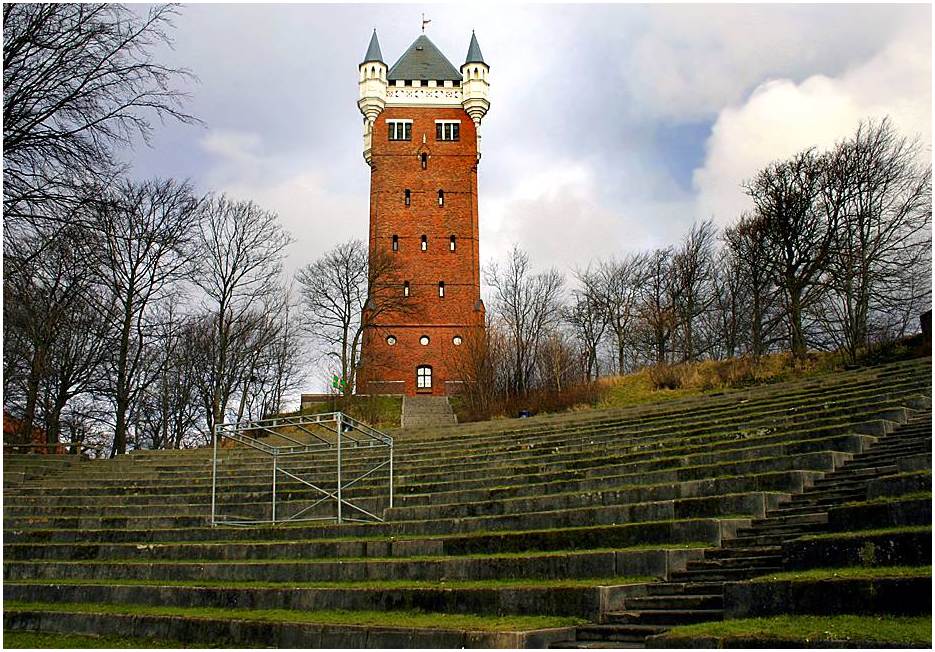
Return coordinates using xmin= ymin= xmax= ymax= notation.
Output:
xmin=210 ymin=411 xmax=393 ymax=527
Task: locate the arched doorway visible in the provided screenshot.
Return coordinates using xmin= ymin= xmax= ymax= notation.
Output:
xmin=416 ymin=365 xmax=432 ymax=393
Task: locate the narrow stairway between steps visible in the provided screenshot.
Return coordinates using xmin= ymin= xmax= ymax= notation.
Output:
xmin=401 ymin=395 xmax=458 ymax=429
xmin=552 ymin=407 xmax=932 ymax=649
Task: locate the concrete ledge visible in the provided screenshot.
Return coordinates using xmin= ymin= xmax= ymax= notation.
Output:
xmin=783 ymin=528 xmax=931 ymax=569
xmin=650 ymin=633 xmax=927 ymax=649
xmin=826 ymin=499 xmax=932 ymax=534
xmin=4 ymin=582 xmax=606 ymax=620
xmin=4 ymin=609 xmax=578 ymax=649
xmin=724 ymin=576 xmax=932 ymax=618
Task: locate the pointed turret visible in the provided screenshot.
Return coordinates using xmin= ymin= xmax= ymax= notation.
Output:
xmin=464 ymin=31 xmax=485 ymax=66
xmin=460 ymin=31 xmax=490 ymax=160
xmin=358 ymin=30 xmax=388 ymax=165
xmin=362 ymin=29 xmax=384 ymax=64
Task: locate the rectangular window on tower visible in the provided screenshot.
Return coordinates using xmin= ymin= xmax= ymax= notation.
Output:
xmin=435 ymin=121 xmax=460 ymax=141
xmin=387 ymin=120 xmax=412 ymax=141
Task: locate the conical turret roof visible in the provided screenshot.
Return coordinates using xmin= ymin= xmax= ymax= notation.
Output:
xmin=362 ymin=29 xmax=384 ymax=64
xmin=464 ymin=31 xmax=485 ymax=66
xmin=387 ymin=34 xmax=461 ymax=82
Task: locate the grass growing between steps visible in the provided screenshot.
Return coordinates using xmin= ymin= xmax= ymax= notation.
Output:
xmin=3 ymin=601 xmax=585 ymax=632
xmin=4 ymin=576 xmax=653 ymax=590
xmin=3 ymin=631 xmax=209 ymax=649
xmin=749 ymin=566 xmax=932 ymax=583
xmin=841 ymin=491 xmax=932 ymax=507
xmin=660 ymin=615 xmax=932 ymax=646
xmin=284 ymin=395 xmax=402 ymax=429
xmin=796 ymin=525 xmax=931 ymax=542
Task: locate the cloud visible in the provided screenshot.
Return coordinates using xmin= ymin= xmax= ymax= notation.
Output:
xmin=198 ymin=129 xmax=368 ymax=276
xmin=693 ymin=23 xmax=932 ymax=226
xmin=623 ymin=5 xmax=922 ymax=122
xmin=481 ymin=160 xmax=693 ymax=276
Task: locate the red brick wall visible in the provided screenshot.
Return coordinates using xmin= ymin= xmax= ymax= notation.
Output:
xmin=358 ymin=105 xmax=485 ymax=396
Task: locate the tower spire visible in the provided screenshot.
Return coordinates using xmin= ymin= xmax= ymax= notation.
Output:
xmin=362 ymin=29 xmax=384 ymax=64
xmin=464 ymin=30 xmax=485 ymax=65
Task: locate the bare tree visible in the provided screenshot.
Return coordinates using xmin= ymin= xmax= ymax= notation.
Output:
xmin=819 ymin=118 xmax=932 ymax=360
xmin=194 ymin=195 xmax=292 ymax=435
xmin=745 ymin=149 xmax=831 ymax=358
xmin=637 ymin=248 xmax=677 ymax=365
xmin=724 ymin=212 xmax=783 ymax=358
xmin=671 ymin=220 xmax=717 ymax=362
xmin=585 ymin=255 xmax=646 ymax=374
xmin=93 ymin=178 xmax=202 ymax=456
xmin=297 ymin=240 xmax=408 ymax=396
xmin=564 ymin=283 xmax=607 ymax=381
xmin=485 ymin=245 xmax=565 ymax=396
xmin=3 ymin=224 xmax=106 ymax=447
xmin=3 ymin=3 xmax=197 ymax=249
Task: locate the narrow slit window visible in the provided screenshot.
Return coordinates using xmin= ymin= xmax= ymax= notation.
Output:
xmin=420 ymin=235 xmax=428 ymax=251
xmin=421 ymin=153 xmax=427 ymax=169
xmin=450 ymin=235 xmax=456 ymax=251
xmin=438 ymin=281 xmax=445 ymax=298
xmin=403 ymin=281 xmax=410 ymax=297
xmin=392 ymin=235 xmax=399 ymax=252
xmin=438 ymin=190 xmax=444 ymax=206
xmin=404 ymin=189 xmax=411 ymax=206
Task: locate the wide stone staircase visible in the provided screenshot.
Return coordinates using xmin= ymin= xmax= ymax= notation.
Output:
xmin=402 ymin=395 xmax=458 ymax=428
xmin=561 ymin=407 xmax=932 ymax=647
xmin=3 ymin=357 xmax=931 ymax=648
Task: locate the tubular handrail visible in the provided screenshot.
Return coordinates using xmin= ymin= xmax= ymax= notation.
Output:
xmin=210 ymin=411 xmax=393 ymax=527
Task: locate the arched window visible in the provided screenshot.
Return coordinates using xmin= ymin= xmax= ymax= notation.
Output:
xmin=420 ymin=235 xmax=428 ymax=251
xmin=421 ymin=153 xmax=427 ymax=169
xmin=438 ymin=190 xmax=444 ymax=206
xmin=404 ymin=189 xmax=411 ymax=206
xmin=449 ymin=235 xmax=456 ymax=251
xmin=416 ymin=365 xmax=432 ymax=390
xmin=403 ymin=281 xmax=410 ymax=297
xmin=392 ymin=235 xmax=399 ymax=252
xmin=438 ymin=281 xmax=445 ymax=297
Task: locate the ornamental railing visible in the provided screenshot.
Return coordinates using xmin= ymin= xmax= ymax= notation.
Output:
xmin=210 ymin=412 xmax=393 ymax=527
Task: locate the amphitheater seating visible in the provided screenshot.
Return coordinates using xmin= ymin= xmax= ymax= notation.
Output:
xmin=3 ymin=357 xmax=931 ymax=648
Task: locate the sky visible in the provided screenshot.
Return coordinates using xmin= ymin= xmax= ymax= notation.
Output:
xmin=128 ymin=3 xmax=932 ymax=388
xmin=131 ymin=3 xmax=932 ymax=274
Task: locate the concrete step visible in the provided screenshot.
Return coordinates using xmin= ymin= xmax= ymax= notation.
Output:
xmin=605 ymin=609 xmax=722 ymax=626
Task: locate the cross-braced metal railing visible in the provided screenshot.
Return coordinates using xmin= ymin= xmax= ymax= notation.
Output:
xmin=210 ymin=412 xmax=393 ymax=526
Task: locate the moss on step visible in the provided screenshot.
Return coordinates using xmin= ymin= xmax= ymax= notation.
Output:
xmin=3 ymin=631 xmax=205 ymax=649
xmin=3 ymin=601 xmax=585 ymax=631
xmin=749 ymin=565 xmax=931 ymax=583
xmin=797 ymin=525 xmax=931 ymax=542
xmin=658 ymin=614 xmax=932 ymax=647
xmin=4 ymin=575 xmax=653 ymax=590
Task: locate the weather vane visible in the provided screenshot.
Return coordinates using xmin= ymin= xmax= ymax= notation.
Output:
xmin=422 ymin=13 xmax=431 ymax=32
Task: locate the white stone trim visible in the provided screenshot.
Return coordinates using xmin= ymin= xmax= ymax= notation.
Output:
xmin=384 ymin=118 xmax=413 ymax=123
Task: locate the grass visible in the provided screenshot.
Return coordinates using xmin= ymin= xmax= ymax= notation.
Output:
xmin=3 ymin=631 xmax=207 ymax=649
xmin=6 ymin=543 xmax=708 ymax=566
xmin=4 ymin=575 xmax=653 ymax=590
xmin=280 ymin=395 xmax=402 ymax=429
xmin=841 ymin=492 xmax=932 ymax=508
xmin=3 ymin=601 xmax=585 ymax=632
xmin=749 ymin=565 xmax=931 ymax=583
xmin=660 ymin=614 xmax=932 ymax=646
xmin=797 ymin=525 xmax=931 ymax=542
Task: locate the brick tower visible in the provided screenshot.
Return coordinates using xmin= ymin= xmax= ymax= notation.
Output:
xmin=356 ymin=29 xmax=490 ymax=397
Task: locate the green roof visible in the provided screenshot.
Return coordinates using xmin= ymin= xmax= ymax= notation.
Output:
xmin=387 ymin=34 xmax=461 ymax=82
